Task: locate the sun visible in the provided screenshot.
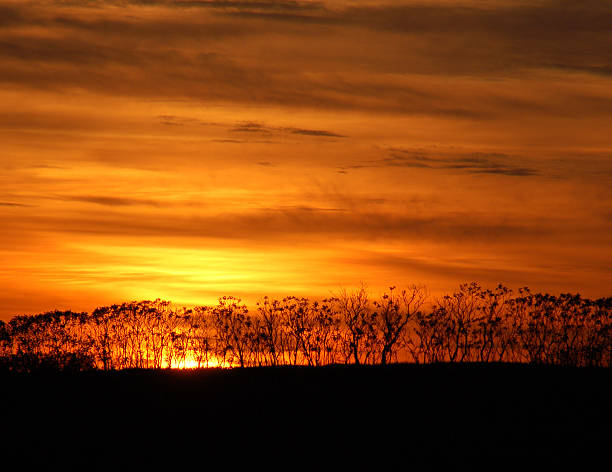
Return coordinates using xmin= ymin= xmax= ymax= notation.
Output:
xmin=169 ymin=354 xmax=226 ymax=369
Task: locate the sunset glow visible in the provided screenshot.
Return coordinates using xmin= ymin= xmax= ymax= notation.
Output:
xmin=1 ymin=0 xmax=611 ymax=319
xmin=167 ymin=355 xmax=224 ymax=370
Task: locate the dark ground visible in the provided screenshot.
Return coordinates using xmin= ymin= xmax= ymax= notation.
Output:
xmin=2 ymin=363 xmax=610 ymax=469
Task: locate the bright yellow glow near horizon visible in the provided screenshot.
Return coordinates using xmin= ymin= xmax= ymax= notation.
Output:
xmin=165 ymin=355 xmax=226 ymax=370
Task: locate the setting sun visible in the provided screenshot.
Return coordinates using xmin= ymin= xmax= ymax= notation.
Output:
xmin=167 ymin=356 xmax=225 ymax=370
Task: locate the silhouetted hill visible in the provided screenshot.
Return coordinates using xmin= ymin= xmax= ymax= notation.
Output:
xmin=2 ymin=364 xmax=610 ymax=469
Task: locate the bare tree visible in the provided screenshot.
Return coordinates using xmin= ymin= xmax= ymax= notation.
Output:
xmin=190 ymin=306 xmax=214 ymax=368
xmin=373 ymin=286 xmax=427 ymax=365
xmin=336 ymin=287 xmax=378 ymax=365
xmin=0 ymin=283 xmax=609 ymax=371
xmin=212 ymin=297 xmax=253 ymax=368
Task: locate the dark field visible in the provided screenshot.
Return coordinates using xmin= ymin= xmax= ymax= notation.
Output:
xmin=2 ymin=364 xmax=610 ymax=468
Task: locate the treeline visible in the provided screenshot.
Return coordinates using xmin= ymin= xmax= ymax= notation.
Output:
xmin=0 ymin=283 xmax=610 ymax=372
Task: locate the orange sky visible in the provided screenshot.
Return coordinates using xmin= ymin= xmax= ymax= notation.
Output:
xmin=1 ymin=0 xmax=611 ymax=319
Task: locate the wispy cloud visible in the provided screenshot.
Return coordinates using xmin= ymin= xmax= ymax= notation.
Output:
xmin=55 ymin=195 xmax=164 ymax=207
xmin=339 ymin=148 xmax=540 ymax=177
xmin=2 ymin=1 xmax=611 ymax=117
xmin=0 ymin=201 xmax=30 ymax=207
xmin=231 ymin=121 xmax=346 ymax=138
xmin=8 ymin=207 xmax=564 ymax=244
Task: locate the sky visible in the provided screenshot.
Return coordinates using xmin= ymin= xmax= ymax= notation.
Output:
xmin=1 ymin=0 xmax=611 ymax=319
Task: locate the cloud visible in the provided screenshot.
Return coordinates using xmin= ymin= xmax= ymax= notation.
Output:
xmin=56 ymin=195 xmax=163 ymax=207
xmin=62 ymin=1 xmax=325 ymax=12
xmin=2 ymin=1 xmax=611 ymax=118
xmin=284 ymin=127 xmax=345 ymax=138
xmin=471 ymin=167 xmax=539 ymax=177
xmin=231 ymin=121 xmax=267 ymax=133
xmin=157 ymin=115 xmax=222 ymax=127
xmin=10 ymin=207 xmax=561 ymax=245
xmin=0 ymin=201 xmax=30 ymax=207
xmin=0 ymin=4 xmax=28 ymax=28
xmin=338 ymin=250 xmax=589 ymax=291
xmin=262 ymin=205 xmax=345 ymax=212
xmin=158 ymin=115 xmax=183 ymax=126
xmin=211 ymin=138 xmax=248 ymax=143
xmin=339 ymin=148 xmax=540 ymax=177
xmin=173 ymin=1 xmax=322 ymax=9
xmin=230 ymin=121 xmax=346 ymax=138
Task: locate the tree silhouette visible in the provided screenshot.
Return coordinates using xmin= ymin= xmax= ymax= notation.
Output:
xmin=373 ymin=286 xmax=427 ymax=365
xmin=210 ymin=296 xmax=252 ymax=368
xmin=337 ymin=287 xmax=377 ymax=365
xmin=0 ymin=282 xmax=610 ymax=371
